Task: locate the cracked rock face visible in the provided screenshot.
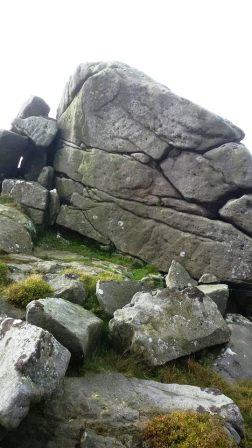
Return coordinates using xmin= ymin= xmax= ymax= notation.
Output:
xmin=54 ymin=61 xmax=252 ymax=283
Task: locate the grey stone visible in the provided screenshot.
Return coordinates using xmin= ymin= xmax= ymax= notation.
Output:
xmin=219 ymin=194 xmax=252 ymax=236
xmin=0 ymin=205 xmax=34 ymax=254
xmin=165 ymin=260 xmax=198 ymax=289
xmin=21 ymin=146 xmax=48 ymax=181
xmin=26 ymin=298 xmax=103 ymax=359
xmin=2 ymin=179 xmax=49 ymax=224
xmin=37 ymin=166 xmax=54 ymax=189
xmin=1 ymin=372 xmax=244 ymax=447
xmin=196 ymin=284 xmax=229 ymax=315
xmin=0 ymin=317 xmax=70 ymax=431
xmin=12 ymin=116 xmax=58 ymax=148
xmin=16 ymin=96 xmax=50 ymax=119
xmin=0 ymin=298 xmax=25 ymax=320
xmin=0 ymin=129 xmax=28 ymax=179
xmin=55 ymin=176 xmax=84 ymax=202
xmin=199 ymin=273 xmax=219 ymax=284
xmin=44 ymin=273 xmax=86 ymax=305
xmin=109 ymin=287 xmax=230 ymax=366
xmin=49 ymin=189 xmax=60 ymax=225
xmin=212 ymin=314 xmax=252 ymax=381
xmin=96 ymin=279 xmax=148 ymax=316
xmin=81 ymin=429 xmax=126 ymax=447
xmin=54 ymin=145 xmax=84 ymax=182
xmin=57 ymin=62 xmax=243 ymax=156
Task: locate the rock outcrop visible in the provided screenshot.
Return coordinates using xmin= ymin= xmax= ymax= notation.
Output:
xmin=1 ymin=372 xmax=244 ymax=448
xmin=54 ymin=61 xmax=252 ymax=284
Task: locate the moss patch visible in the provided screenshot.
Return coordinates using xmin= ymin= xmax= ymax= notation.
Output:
xmin=0 ymin=262 xmax=10 ymax=288
xmin=5 ymin=274 xmax=54 ymax=308
xmin=143 ymin=411 xmax=236 ymax=448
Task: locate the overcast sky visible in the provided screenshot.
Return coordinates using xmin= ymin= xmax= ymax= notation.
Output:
xmin=0 ymin=0 xmax=251 ymax=149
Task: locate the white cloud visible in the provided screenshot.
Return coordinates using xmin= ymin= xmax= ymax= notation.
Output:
xmin=0 ymin=0 xmax=251 ymax=148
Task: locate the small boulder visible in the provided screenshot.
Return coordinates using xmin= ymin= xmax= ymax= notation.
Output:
xmin=109 ymin=287 xmax=230 ymax=366
xmin=0 ymin=317 xmax=70 ymax=432
xmin=12 ymin=116 xmax=58 ymax=148
xmin=196 ymin=284 xmax=229 ymax=315
xmin=38 ymin=166 xmax=54 ymax=189
xmin=0 ymin=205 xmax=34 ymax=254
xmin=198 ymin=273 xmax=219 ymax=284
xmin=165 ymin=260 xmax=197 ymax=289
xmin=219 ymin=194 xmax=252 ymax=236
xmin=26 ymin=298 xmax=103 ymax=359
xmin=16 ymin=96 xmax=50 ymax=119
xmin=2 ymin=179 xmax=49 ymax=224
xmin=212 ymin=314 xmax=252 ymax=381
xmin=44 ymin=273 xmax=86 ymax=305
xmin=96 ymin=279 xmax=148 ymax=316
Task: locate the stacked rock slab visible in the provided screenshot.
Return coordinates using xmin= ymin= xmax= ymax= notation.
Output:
xmin=55 ymin=61 xmax=252 ymax=284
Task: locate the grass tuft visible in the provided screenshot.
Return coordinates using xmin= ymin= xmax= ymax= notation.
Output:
xmin=5 ymin=274 xmax=54 ymax=308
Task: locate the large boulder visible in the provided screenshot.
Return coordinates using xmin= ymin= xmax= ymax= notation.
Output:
xmin=26 ymin=298 xmax=103 ymax=359
xmin=1 ymin=372 xmax=244 ymax=448
xmin=12 ymin=117 xmax=58 ymax=148
xmin=211 ymin=314 xmax=252 ymax=381
xmin=0 ymin=130 xmax=28 ymax=180
xmin=54 ymin=62 xmax=252 ymax=284
xmin=109 ymin=287 xmax=230 ymax=366
xmin=0 ymin=205 xmax=34 ymax=253
xmin=0 ymin=317 xmax=70 ymax=434
xmin=2 ymin=179 xmax=49 ymax=224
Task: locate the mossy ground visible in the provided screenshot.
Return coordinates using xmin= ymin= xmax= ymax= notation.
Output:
xmin=0 ymin=262 xmax=10 ymax=289
xmin=5 ymin=274 xmax=54 ymax=307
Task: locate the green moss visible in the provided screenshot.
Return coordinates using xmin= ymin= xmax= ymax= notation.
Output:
xmin=0 ymin=262 xmax=10 ymax=287
xmin=143 ymin=411 xmax=236 ymax=448
xmin=0 ymin=195 xmax=21 ymax=210
xmin=5 ymin=274 xmax=54 ymax=308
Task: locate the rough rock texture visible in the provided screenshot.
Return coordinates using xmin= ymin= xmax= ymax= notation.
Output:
xmin=37 ymin=166 xmax=54 ymax=189
xmin=44 ymin=273 xmax=86 ymax=305
xmin=54 ymin=62 xmax=252 ymax=283
xmin=16 ymin=96 xmax=50 ymax=119
xmin=96 ymin=279 xmax=148 ymax=316
xmin=212 ymin=314 xmax=252 ymax=381
xmin=2 ymin=179 xmax=49 ymax=224
xmin=165 ymin=260 xmax=198 ymax=289
xmin=0 ymin=130 xmax=28 ymax=180
xmin=48 ymin=189 xmax=60 ymax=225
xmin=26 ymin=298 xmax=102 ymax=359
xmin=109 ymin=287 xmax=230 ymax=366
xmin=0 ymin=205 xmax=34 ymax=253
xmin=0 ymin=317 xmax=70 ymax=432
xmin=12 ymin=117 xmax=58 ymax=148
xmin=1 ymin=372 xmax=244 ymax=448
xmin=220 ymin=194 xmax=252 ymax=236
xmin=196 ymin=284 xmax=229 ymax=315
xmin=199 ymin=273 xmax=219 ymax=284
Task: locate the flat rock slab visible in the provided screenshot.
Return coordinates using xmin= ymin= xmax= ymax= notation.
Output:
xmin=0 ymin=318 xmax=70 ymax=433
xmin=1 ymin=372 xmax=244 ymax=448
xmin=96 ymin=279 xmax=149 ymax=316
xmin=212 ymin=314 xmax=252 ymax=381
xmin=26 ymin=297 xmax=103 ymax=359
xmin=109 ymin=287 xmax=230 ymax=366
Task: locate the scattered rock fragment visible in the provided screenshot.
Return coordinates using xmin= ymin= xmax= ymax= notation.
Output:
xmin=165 ymin=260 xmax=198 ymax=289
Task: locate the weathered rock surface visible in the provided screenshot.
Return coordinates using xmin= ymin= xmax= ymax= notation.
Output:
xmin=26 ymin=298 xmax=102 ymax=359
xmin=37 ymin=166 xmax=54 ymax=189
xmin=12 ymin=116 xmax=58 ymax=148
xmin=198 ymin=273 xmax=219 ymax=284
xmin=0 ymin=130 xmax=28 ymax=180
xmin=16 ymin=96 xmax=50 ymax=119
xmin=1 ymin=372 xmax=244 ymax=448
xmin=44 ymin=273 xmax=86 ymax=304
xmin=48 ymin=188 xmax=60 ymax=225
xmin=196 ymin=284 xmax=229 ymax=315
xmin=220 ymin=194 xmax=252 ymax=236
xmin=211 ymin=314 xmax=252 ymax=381
xmin=0 ymin=317 xmax=70 ymax=433
xmin=165 ymin=260 xmax=198 ymax=289
xmin=53 ymin=62 xmax=252 ymax=284
xmin=109 ymin=287 xmax=230 ymax=366
xmin=96 ymin=279 xmax=148 ymax=316
xmin=2 ymin=179 xmax=49 ymax=224
xmin=0 ymin=205 xmax=34 ymax=253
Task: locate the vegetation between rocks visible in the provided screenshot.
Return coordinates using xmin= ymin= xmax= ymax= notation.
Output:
xmin=0 ymin=262 xmax=10 ymax=288
xmin=5 ymin=274 xmax=54 ymax=307
xmin=143 ymin=411 xmax=236 ymax=448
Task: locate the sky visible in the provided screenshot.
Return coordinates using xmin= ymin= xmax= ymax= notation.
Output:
xmin=0 ymin=0 xmax=251 ymax=149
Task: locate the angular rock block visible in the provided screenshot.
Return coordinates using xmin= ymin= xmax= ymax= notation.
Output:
xmin=16 ymin=95 xmax=50 ymax=119
xmin=0 ymin=204 xmax=35 ymax=253
xmin=196 ymin=284 xmax=229 ymax=315
xmin=26 ymin=297 xmax=103 ymax=359
xmin=0 ymin=317 xmax=70 ymax=432
xmin=44 ymin=273 xmax=86 ymax=305
xmin=12 ymin=116 xmax=58 ymax=148
xmin=109 ymin=287 xmax=230 ymax=366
